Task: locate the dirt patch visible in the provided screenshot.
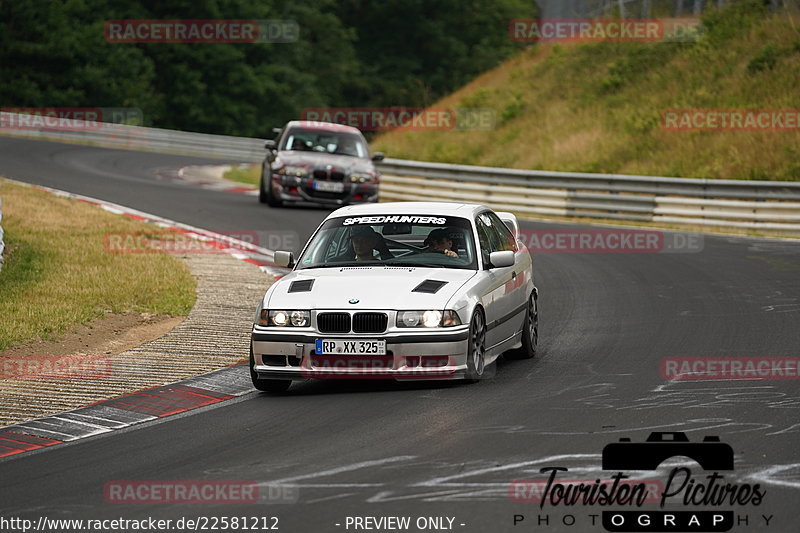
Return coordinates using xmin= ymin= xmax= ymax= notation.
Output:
xmin=0 ymin=312 xmax=185 ymax=358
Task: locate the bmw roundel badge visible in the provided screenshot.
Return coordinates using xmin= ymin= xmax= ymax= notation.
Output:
xmin=348 ymin=298 xmax=360 ymax=304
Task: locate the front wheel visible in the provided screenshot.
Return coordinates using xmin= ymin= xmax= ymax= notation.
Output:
xmin=260 ymin=167 xmax=283 ymax=207
xmin=464 ymin=309 xmax=486 ymax=383
xmin=507 ymin=292 xmax=538 ymax=360
xmin=250 ymin=348 xmax=291 ymax=392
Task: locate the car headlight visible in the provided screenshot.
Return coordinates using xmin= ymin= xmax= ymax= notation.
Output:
xmin=278 ymin=165 xmax=308 ymax=177
xmin=350 ymin=172 xmax=376 ymax=183
xmin=396 ymin=310 xmax=461 ymax=328
xmin=258 ymin=309 xmax=310 ymax=327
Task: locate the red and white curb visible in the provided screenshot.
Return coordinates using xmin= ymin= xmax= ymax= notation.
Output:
xmin=0 ymin=365 xmax=253 ymax=458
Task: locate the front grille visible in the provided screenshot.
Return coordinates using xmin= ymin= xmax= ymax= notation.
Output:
xmin=312 ymin=169 xmax=345 ymax=182
xmin=352 ymin=312 xmax=387 ymax=333
xmin=317 ymin=312 xmax=351 ymax=333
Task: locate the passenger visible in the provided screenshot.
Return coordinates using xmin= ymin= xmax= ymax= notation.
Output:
xmin=423 ymin=229 xmax=458 ymax=258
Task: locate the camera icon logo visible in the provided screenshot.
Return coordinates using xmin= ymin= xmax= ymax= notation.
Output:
xmin=602 ymin=432 xmax=734 ymax=471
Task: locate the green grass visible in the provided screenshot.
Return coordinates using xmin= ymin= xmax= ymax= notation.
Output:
xmin=374 ymin=1 xmax=800 ymax=181
xmin=0 ymin=180 xmax=196 ymax=350
xmin=224 ymin=164 xmax=260 ymax=186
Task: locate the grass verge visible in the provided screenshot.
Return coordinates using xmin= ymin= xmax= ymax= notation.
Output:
xmin=373 ymin=1 xmax=800 ymax=181
xmin=0 ymin=179 xmax=196 ymax=351
xmin=224 ymin=164 xmax=260 ymax=186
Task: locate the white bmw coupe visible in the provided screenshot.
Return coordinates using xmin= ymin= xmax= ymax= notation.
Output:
xmin=250 ymin=202 xmax=538 ymax=392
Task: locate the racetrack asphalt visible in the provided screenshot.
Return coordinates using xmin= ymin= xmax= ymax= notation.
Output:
xmin=1 ymin=136 xmax=799 ymax=532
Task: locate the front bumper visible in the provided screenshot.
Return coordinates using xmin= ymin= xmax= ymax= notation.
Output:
xmin=251 ymin=326 xmax=470 ymax=381
xmin=273 ymin=174 xmax=378 ymax=206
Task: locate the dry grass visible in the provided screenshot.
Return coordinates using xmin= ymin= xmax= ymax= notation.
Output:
xmin=374 ymin=3 xmax=800 ymax=181
xmin=0 ymin=180 xmax=196 ymax=350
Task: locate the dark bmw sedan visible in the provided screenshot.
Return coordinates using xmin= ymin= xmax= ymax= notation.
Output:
xmin=259 ymin=120 xmax=384 ymax=207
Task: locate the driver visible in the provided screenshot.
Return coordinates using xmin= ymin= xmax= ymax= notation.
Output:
xmin=333 ymin=226 xmax=394 ymax=262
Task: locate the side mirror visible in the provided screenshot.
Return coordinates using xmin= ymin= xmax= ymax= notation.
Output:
xmin=264 ymin=140 xmax=277 ymax=150
xmin=371 ymin=152 xmax=385 ymax=162
xmin=488 ymin=250 xmax=515 ymax=269
xmin=274 ymin=250 xmax=294 ymax=268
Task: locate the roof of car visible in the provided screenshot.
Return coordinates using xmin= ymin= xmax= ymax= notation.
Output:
xmin=328 ymin=202 xmax=492 ymax=219
xmin=285 ymin=120 xmax=362 ymax=134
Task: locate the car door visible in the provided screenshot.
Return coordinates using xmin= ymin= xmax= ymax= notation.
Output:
xmin=485 ymin=211 xmax=527 ymax=339
xmin=475 ymin=212 xmax=519 ymax=351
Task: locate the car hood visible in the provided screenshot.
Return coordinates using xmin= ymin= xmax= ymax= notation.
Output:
xmin=265 ymin=267 xmax=476 ymax=310
xmin=276 ymin=152 xmax=374 ymax=173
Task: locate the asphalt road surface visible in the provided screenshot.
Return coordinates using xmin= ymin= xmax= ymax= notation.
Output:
xmin=1 ymin=137 xmax=799 ymax=533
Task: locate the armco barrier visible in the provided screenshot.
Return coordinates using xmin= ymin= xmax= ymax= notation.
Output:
xmin=2 ymin=111 xmax=799 ymax=236
xmin=376 ymin=159 xmax=800 ymax=235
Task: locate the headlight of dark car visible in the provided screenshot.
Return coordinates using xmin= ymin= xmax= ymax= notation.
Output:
xmin=350 ymin=172 xmax=377 ymax=183
xmin=277 ymin=165 xmax=309 ymax=178
xmin=396 ymin=310 xmax=461 ymax=328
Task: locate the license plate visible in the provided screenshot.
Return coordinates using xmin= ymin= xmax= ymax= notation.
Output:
xmin=313 ymin=181 xmax=345 ymax=193
xmin=315 ymin=339 xmax=386 ymax=355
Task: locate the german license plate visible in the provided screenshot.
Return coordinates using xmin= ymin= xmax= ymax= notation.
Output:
xmin=313 ymin=181 xmax=345 ymax=193
xmin=315 ymin=339 xmax=386 ymax=355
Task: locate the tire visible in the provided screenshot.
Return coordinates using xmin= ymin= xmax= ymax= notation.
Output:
xmin=250 ymin=348 xmax=291 ymax=393
xmin=507 ymin=291 xmax=538 ymax=360
xmin=464 ymin=309 xmax=486 ymax=383
xmin=258 ymin=174 xmax=268 ymax=204
xmin=260 ymin=167 xmax=283 ymax=207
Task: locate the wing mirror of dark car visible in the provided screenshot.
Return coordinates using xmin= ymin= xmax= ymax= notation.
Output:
xmin=371 ymin=152 xmax=385 ymax=162
xmin=274 ymin=251 xmax=294 ymax=268
xmin=264 ymin=140 xmax=277 ymax=150
xmin=488 ymin=250 xmax=515 ymax=269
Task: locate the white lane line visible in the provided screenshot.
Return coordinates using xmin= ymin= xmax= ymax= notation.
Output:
xmin=270 ymin=456 xmax=416 ymax=484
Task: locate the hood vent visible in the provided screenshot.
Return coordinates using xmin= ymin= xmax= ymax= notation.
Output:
xmin=288 ymin=279 xmax=314 ymax=293
xmin=412 ymin=279 xmax=448 ymax=294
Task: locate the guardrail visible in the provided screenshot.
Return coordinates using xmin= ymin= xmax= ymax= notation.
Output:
xmin=2 ymin=111 xmax=799 ymax=236
xmin=0 ymin=111 xmax=265 ymax=162
xmin=376 ymin=159 xmax=800 ymax=235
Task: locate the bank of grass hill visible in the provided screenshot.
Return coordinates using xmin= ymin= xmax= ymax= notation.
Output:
xmin=373 ymin=1 xmax=800 ymax=181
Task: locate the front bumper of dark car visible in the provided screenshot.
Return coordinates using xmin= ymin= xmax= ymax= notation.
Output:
xmin=272 ymin=173 xmax=378 ymax=205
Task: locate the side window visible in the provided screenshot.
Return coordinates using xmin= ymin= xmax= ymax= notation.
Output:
xmin=486 ymin=212 xmax=517 ymax=252
xmin=476 ymin=213 xmax=500 ymax=266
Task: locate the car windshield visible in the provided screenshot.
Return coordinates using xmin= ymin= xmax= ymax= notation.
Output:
xmin=280 ymin=128 xmax=368 ymax=158
xmin=295 ymin=215 xmax=477 ymax=270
